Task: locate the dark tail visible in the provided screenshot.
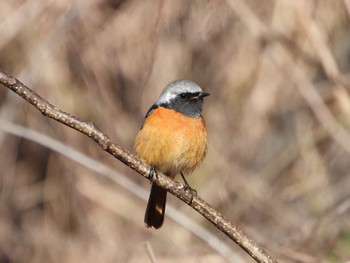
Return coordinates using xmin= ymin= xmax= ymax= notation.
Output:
xmin=144 ymin=183 xmax=167 ymax=229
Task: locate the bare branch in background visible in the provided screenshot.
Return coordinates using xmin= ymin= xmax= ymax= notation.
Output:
xmin=0 ymin=71 xmax=278 ymax=263
xmin=0 ymin=119 xmax=244 ymax=262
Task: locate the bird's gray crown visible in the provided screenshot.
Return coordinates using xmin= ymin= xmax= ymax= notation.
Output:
xmin=157 ymin=80 xmax=203 ymax=104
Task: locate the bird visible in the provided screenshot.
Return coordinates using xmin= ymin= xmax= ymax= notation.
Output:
xmin=134 ymin=79 xmax=209 ymax=229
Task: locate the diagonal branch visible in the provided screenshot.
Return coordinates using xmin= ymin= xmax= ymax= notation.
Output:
xmin=0 ymin=71 xmax=278 ymax=263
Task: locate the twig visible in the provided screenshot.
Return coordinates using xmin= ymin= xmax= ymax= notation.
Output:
xmin=140 ymin=0 xmax=164 ymax=98
xmin=145 ymin=242 xmax=157 ymax=263
xmin=227 ymin=0 xmax=350 ymax=156
xmin=0 ymin=0 xmax=48 ymax=50
xmin=0 ymin=119 xmax=243 ymax=262
xmin=0 ymin=71 xmax=278 ymax=263
xmin=345 ymin=0 xmax=350 ymax=18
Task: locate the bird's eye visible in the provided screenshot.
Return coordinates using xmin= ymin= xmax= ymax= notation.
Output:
xmin=180 ymin=93 xmax=187 ymax=99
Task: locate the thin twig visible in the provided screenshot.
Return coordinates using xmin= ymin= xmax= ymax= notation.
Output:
xmin=140 ymin=0 xmax=164 ymax=97
xmin=0 ymin=71 xmax=278 ymax=263
xmin=227 ymin=0 xmax=350 ymax=156
xmin=145 ymin=242 xmax=157 ymax=263
xmin=0 ymin=119 xmax=243 ymax=263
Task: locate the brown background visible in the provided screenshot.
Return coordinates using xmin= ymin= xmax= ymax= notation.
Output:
xmin=0 ymin=1 xmax=349 ymax=262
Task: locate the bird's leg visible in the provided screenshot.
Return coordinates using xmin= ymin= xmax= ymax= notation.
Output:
xmin=180 ymin=173 xmax=197 ymax=204
xmin=148 ymin=166 xmax=158 ymax=183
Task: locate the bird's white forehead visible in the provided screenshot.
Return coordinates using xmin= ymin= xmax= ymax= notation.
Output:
xmin=157 ymin=80 xmax=203 ymax=104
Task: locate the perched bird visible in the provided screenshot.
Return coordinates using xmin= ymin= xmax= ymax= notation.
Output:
xmin=134 ymin=79 xmax=209 ymax=229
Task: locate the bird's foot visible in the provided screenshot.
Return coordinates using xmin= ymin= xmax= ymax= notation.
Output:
xmin=148 ymin=167 xmax=158 ymax=183
xmin=181 ymin=173 xmax=197 ymax=205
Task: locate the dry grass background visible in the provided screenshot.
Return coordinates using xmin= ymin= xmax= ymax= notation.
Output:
xmin=0 ymin=0 xmax=350 ymax=262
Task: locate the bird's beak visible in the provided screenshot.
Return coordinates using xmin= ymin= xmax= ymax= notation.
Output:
xmin=200 ymin=92 xmax=210 ymax=98
xmin=191 ymin=92 xmax=210 ymax=100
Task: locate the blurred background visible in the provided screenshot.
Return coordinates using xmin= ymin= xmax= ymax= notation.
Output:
xmin=1 ymin=0 xmax=350 ymax=262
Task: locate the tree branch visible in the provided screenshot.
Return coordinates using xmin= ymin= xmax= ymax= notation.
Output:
xmin=0 ymin=71 xmax=278 ymax=263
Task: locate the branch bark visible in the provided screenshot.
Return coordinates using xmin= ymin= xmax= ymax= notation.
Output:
xmin=0 ymin=71 xmax=278 ymax=263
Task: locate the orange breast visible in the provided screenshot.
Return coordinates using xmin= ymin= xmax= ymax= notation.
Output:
xmin=134 ymin=107 xmax=208 ymax=178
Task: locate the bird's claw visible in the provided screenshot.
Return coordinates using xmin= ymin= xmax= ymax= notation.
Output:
xmin=180 ymin=173 xmax=197 ymax=204
xmin=148 ymin=167 xmax=158 ymax=183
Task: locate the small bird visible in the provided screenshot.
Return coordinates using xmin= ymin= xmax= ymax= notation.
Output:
xmin=134 ymin=79 xmax=209 ymax=229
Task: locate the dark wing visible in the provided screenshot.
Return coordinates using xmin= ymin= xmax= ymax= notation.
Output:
xmin=139 ymin=103 xmax=160 ymax=130
xmin=145 ymin=103 xmax=159 ymax=119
